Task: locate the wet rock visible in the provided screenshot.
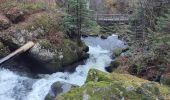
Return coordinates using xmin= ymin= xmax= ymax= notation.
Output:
xmin=112 ymin=48 xmax=122 ymax=58
xmin=89 ymin=34 xmax=98 ymax=37
xmin=81 ymin=34 xmax=88 ymax=38
xmin=45 ymin=81 xmax=77 ymax=100
xmin=105 ymin=60 xmax=120 ymax=72
xmin=81 ymin=42 xmax=89 ymax=52
xmin=5 ymin=8 xmax=25 ymax=24
xmin=0 ymin=14 xmax=11 ymax=30
xmin=100 ymin=34 xmax=108 ymax=39
xmin=160 ymin=73 xmax=170 ymax=86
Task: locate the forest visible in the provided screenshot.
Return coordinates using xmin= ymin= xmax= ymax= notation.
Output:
xmin=0 ymin=0 xmax=170 ymax=100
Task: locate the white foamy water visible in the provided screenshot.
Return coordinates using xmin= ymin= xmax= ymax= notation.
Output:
xmin=0 ymin=35 xmax=126 ymax=100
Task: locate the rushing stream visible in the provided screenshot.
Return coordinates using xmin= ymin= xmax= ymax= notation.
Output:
xmin=0 ymin=35 xmax=126 ymax=100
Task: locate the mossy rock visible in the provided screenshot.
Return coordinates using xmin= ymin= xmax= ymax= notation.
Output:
xmin=160 ymin=73 xmax=170 ymax=86
xmin=112 ymin=48 xmax=122 ymax=57
xmin=100 ymin=34 xmax=109 ymax=39
xmin=56 ymin=69 xmax=170 ymax=100
xmin=105 ymin=60 xmax=120 ymax=72
xmin=86 ymin=69 xmax=113 ymax=83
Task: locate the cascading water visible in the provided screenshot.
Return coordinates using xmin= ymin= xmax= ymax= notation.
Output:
xmin=0 ymin=35 xmax=126 ymax=100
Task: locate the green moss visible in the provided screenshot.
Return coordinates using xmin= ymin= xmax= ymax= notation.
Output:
xmin=45 ymin=94 xmax=54 ymax=100
xmin=113 ymin=48 xmax=122 ymax=57
xmin=62 ymin=39 xmax=79 ymax=66
xmin=159 ymin=85 xmax=170 ymax=99
xmin=86 ymin=69 xmax=113 ymax=83
xmin=57 ymin=81 xmax=122 ymax=100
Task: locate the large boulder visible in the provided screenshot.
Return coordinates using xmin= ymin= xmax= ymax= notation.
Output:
xmin=29 ymin=39 xmax=89 ymax=73
xmin=0 ymin=14 xmax=11 ymax=30
xmin=56 ymin=69 xmax=170 ymax=100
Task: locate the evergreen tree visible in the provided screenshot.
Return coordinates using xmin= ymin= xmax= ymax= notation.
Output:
xmin=63 ymin=0 xmax=97 ymax=41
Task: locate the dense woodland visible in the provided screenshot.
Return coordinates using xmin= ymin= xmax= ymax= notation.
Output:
xmin=0 ymin=0 xmax=170 ymax=100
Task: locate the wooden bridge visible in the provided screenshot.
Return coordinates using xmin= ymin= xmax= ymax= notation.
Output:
xmin=93 ymin=14 xmax=131 ymax=24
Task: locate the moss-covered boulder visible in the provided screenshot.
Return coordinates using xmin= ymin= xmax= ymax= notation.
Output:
xmin=56 ymin=69 xmax=170 ymax=100
xmin=112 ymin=48 xmax=123 ymax=58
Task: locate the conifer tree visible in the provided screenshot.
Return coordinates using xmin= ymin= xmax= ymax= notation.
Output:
xmin=63 ymin=0 xmax=97 ymax=41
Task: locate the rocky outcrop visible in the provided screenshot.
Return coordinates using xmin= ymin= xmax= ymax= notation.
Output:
xmin=0 ymin=14 xmax=11 ymax=30
xmin=56 ymin=69 xmax=170 ymax=100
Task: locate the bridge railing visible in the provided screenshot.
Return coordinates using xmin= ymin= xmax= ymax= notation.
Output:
xmin=94 ymin=14 xmax=130 ymax=22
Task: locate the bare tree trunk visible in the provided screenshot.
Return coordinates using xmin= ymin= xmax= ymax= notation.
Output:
xmin=0 ymin=41 xmax=35 ymax=64
xmin=76 ymin=0 xmax=81 ymax=40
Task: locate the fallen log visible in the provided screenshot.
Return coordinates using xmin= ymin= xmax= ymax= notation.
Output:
xmin=0 ymin=41 xmax=35 ymax=64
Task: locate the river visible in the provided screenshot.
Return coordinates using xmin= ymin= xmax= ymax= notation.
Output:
xmin=0 ymin=35 xmax=126 ymax=100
